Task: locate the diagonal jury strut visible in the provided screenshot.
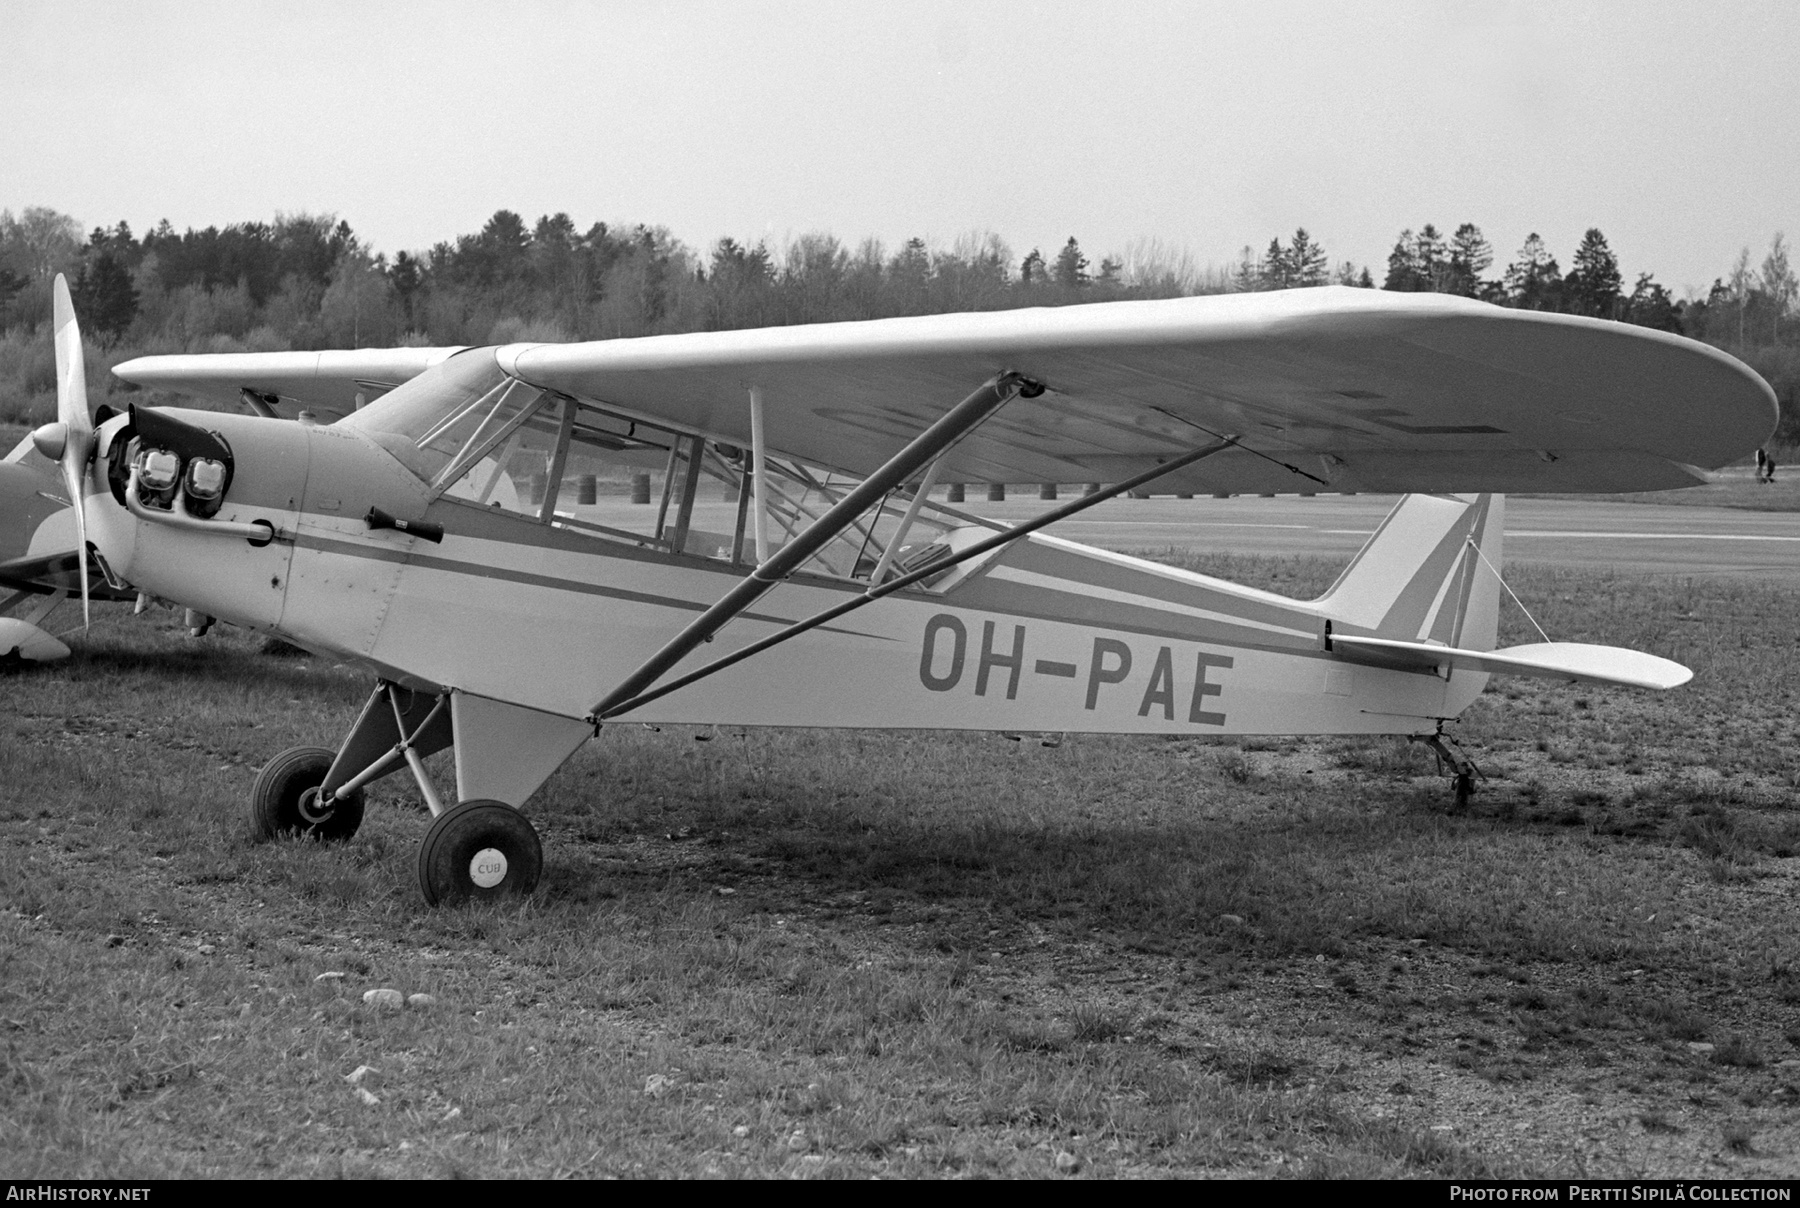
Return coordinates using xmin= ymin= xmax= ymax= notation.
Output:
xmin=595 ymin=432 xmax=1243 ymax=722
xmin=586 ymin=372 xmax=1037 ymax=720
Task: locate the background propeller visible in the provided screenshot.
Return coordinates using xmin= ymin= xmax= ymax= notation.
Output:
xmin=30 ymin=274 xmax=95 ymax=627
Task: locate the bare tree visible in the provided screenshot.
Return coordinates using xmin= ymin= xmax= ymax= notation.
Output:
xmin=1118 ymin=237 xmax=1228 ymax=296
xmin=1728 ymin=246 xmax=1753 ymax=346
xmin=1761 ymin=232 xmax=1796 ymax=342
xmin=1231 ymin=245 xmax=1260 ymax=292
xmin=0 ymin=206 xmax=83 ymax=279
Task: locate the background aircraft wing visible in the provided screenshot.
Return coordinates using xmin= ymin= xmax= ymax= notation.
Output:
xmin=0 ymin=548 xmax=134 ymax=600
xmin=499 ymin=288 xmax=1776 ymax=495
xmin=113 ymin=347 xmax=464 ymax=423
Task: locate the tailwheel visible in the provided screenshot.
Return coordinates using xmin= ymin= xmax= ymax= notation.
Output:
xmin=250 ymin=745 xmax=365 ymax=841
xmin=1415 ymin=727 xmax=1482 ymax=810
xmin=416 ymin=800 xmax=542 ymax=907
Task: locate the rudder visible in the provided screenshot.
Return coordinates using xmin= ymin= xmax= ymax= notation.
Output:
xmin=1315 ymin=493 xmax=1503 ymax=652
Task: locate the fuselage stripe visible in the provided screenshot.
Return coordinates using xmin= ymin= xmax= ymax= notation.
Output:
xmin=290 ymin=530 xmax=896 ymax=642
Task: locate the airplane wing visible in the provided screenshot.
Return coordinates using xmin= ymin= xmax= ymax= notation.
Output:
xmin=488 ymin=288 xmax=1774 ymax=495
xmin=0 ymin=548 xmax=134 ymax=600
xmin=112 ymin=346 xmax=464 ymax=423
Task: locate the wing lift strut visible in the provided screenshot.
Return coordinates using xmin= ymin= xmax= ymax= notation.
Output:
xmin=589 ymin=374 xmax=1245 ymax=724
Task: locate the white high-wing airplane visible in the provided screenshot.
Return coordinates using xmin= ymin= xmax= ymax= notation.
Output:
xmin=37 ymin=279 xmax=1774 ymax=906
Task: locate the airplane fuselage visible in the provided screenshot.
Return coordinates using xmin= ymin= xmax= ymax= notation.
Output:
xmin=89 ymin=407 xmax=1491 ymax=738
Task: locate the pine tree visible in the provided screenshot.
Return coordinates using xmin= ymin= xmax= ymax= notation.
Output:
xmin=390 ymin=250 xmax=423 ymax=329
xmin=889 ymin=237 xmax=931 ymax=309
xmin=1415 ymin=225 xmax=1449 ymax=289
xmin=1019 ymin=248 xmax=1046 ymax=285
xmin=1288 ymin=229 xmax=1327 ymax=286
xmin=1384 ymin=229 xmax=1426 ymax=291
xmin=1053 ymin=237 xmax=1089 ymax=288
xmin=1504 ymin=234 xmax=1561 ymax=311
xmin=1445 ymin=223 xmax=1493 ymax=297
xmin=1564 ymin=228 xmax=1622 ymax=318
xmin=1623 ymin=272 xmax=1682 ymax=332
xmin=1260 ymin=237 xmax=1292 ymax=289
xmin=71 ymin=251 xmax=138 ymax=343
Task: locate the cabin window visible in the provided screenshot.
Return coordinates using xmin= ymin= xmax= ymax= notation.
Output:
xmin=742 ymin=456 xmax=959 ymax=581
xmin=343 ymin=352 xmax=987 ymax=589
xmin=542 ymin=408 xmax=687 ymax=545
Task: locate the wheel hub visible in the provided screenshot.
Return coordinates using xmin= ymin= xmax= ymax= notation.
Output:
xmin=470 ymin=848 xmax=508 ymax=888
xmin=296 ymin=787 xmax=335 ymax=826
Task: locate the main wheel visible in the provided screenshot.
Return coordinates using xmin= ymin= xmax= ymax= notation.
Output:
xmin=416 ymin=800 xmax=543 ymax=907
xmin=250 ymin=746 xmax=365 ymax=841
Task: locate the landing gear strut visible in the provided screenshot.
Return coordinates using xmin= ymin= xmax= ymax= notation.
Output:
xmin=1415 ymin=725 xmax=1482 ymax=807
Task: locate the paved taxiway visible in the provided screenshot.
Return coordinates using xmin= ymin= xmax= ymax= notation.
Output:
xmin=966 ymin=494 xmax=1800 ymax=583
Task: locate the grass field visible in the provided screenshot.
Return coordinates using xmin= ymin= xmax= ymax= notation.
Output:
xmin=4 ymin=553 xmax=1800 ymax=1178
xmin=1529 ymin=460 xmax=1800 ymax=513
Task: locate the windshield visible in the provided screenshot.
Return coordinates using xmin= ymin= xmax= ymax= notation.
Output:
xmin=337 ymin=348 xmax=543 ymax=486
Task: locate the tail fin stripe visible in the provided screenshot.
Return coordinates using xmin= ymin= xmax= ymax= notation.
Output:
xmin=1371 ymin=508 xmax=1481 ymax=637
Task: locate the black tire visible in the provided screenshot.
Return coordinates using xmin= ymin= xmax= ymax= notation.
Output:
xmin=415 ymin=800 xmax=542 ymax=907
xmin=250 ymin=745 xmax=365 ymax=841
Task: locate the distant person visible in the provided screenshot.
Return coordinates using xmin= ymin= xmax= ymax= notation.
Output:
xmin=1755 ymin=449 xmax=1772 ymax=483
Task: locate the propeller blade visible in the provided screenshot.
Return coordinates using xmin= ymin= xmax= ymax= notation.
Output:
xmin=52 ymin=274 xmax=94 ymax=628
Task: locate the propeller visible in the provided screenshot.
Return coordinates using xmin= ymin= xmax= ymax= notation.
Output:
xmin=30 ymin=274 xmax=94 ymax=627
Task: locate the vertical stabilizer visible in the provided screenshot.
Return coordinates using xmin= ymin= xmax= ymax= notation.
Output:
xmin=1316 ymin=493 xmax=1503 ymax=652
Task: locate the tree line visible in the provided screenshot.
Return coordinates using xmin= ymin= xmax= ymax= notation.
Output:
xmin=0 ymin=205 xmax=1794 ymax=441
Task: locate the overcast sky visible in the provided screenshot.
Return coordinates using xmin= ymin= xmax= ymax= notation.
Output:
xmin=6 ymin=0 xmax=1795 ymax=295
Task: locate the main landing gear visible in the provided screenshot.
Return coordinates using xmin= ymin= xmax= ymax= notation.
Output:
xmin=251 ymin=743 xmax=542 ymax=903
xmin=248 ymin=682 xmax=589 ymax=906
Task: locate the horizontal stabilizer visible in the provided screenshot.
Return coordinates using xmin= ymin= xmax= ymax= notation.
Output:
xmin=0 ymin=617 xmax=71 ymax=663
xmin=1330 ymin=635 xmax=1692 ymax=690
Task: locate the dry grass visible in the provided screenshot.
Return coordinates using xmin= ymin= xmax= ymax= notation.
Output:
xmin=4 ymin=554 xmax=1800 ymax=1177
